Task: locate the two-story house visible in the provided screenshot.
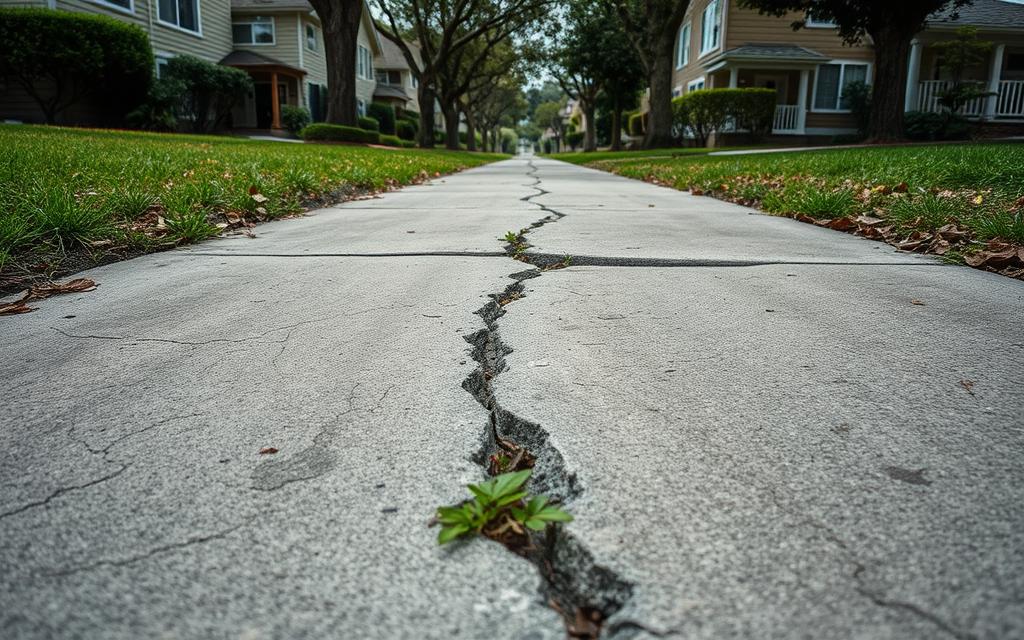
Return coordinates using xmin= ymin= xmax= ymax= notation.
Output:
xmin=0 ymin=0 xmax=413 ymax=131
xmin=669 ymin=0 xmax=1024 ymax=140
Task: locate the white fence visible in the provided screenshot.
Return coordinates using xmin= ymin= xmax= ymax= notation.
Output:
xmin=917 ymin=80 xmax=1024 ymax=119
xmin=773 ymin=104 xmax=800 ymax=132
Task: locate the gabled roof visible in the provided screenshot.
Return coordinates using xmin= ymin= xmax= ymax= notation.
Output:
xmin=374 ymin=85 xmax=411 ymax=100
xmin=376 ymin=35 xmax=411 ymax=70
xmin=929 ymin=0 xmax=1024 ymax=29
xmin=703 ymin=44 xmax=829 ymax=70
xmin=220 ymin=50 xmax=306 ymax=75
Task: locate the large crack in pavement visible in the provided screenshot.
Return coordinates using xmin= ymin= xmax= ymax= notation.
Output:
xmin=457 ymin=160 xmax=635 ymax=638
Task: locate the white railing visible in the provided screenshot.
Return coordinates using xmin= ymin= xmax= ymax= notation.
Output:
xmin=996 ymin=80 xmax=1024 ymax=118
xmin=773 ymin=104 xmax=800 ymax=132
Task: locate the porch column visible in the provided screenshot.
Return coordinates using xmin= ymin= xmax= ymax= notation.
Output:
xmin=985 ymin=43 xmax=1006 ymax=119
xmin=905 ymin=39 xmax=922 ymax=112
xmin=728 ymin=67 xmax=738 ymax=88
xmin=796 ymin=69 xmax=809 ymax=134
xmin=270 ymin=71 xmax=281 ymax=130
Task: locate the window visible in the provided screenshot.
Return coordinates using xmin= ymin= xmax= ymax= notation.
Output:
xmin=411 ymin=74 xmax=419 ymax=89
xmin=805 ymin=13 xmax=837 ymax=27
xmin=158 ymin=0 xmax=200 ymax=34
xmin=357 ymin=45 xmax=373 ymax=80
xmin=688 ymin=77 xmax=705 ymax=92
xmin=89 ymin=0 xmax=132 ymax=13
xmin=376 ymin=70 xmax=401 ymax=85
xmin=813 ymin=62 xmax=869 ymax=111
xmin=232 ymin=16 xmax=274 ymax=44
xmin=357 ymin=99 xmax=366 ymax=116
xmin=305 ymin=24 xmax=317 ymax=51
xmin=700 ymin=0 xmax=720 ymax=55
xmin=156 ymin=55 xmax=171 ymax=79
xmin=677 ymin=23 xmax=690 ymax=69
xmin=672 ymin=86 xmax=683 ymax=98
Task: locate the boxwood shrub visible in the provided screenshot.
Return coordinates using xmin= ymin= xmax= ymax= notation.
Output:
xmin=379 ymin=134 xmax=416 ymax=148
xmin=358 ymin=115 xmax=380 ymax=131
xmin=396 ymin=119 xmax=417 ymax=141
xmin=0 ymin=8 xmax=153 ymax=125
xmin=301 ymin=123 xmax=381 ymax=144
xmin=367 ymin=102 xmax=396 ymax=134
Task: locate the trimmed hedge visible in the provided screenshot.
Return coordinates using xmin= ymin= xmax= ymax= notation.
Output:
xmin=358 ymin=115 xmax=380 ymax=131
xmin=380 ymin=134 xmax=416 ymax=148
xmin=301 ymin=123 xmax=381 ymax=144
xmin=368 ymin=102 xmax=396 ymax=135
xmin=396 ymin=119 xmax=417 ymax=141
xmin=0 ymin=8 xmax=153 ymax=125
xmin=565 ymin=131 xmax=584 ymax=150
xmin=672 ymin=88 xmax=776 ymax=146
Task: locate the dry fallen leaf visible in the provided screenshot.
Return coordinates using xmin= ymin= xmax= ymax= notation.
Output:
xmin=0 ymin=296 xmax=36 ymax=316
xmin=259 ymin=447 xmax=279 ymax=455
xmin=26 ymin=278 xmax=98 ymax=301
xmin=911 ymin=299 xmax=925 ymax=306
xmin=959 ymin=379 xmax=975 ymax=396
xmin=251 ymin=193 xmax=268 ymax=203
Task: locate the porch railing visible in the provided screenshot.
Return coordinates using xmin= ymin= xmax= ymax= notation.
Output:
xmin=773 ymin=104 xmax=800 ymax=132
xmin=917 ymin=80 xmax=1024 ymax=119
xmin=997 ymin=80 xmax=1024 ymax=118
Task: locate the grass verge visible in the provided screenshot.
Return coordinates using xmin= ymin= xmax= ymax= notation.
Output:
xmin=0 ymin=124 xmax=503 ymax=291
xmin=579 ymin=142 xmax=1024 ymax=278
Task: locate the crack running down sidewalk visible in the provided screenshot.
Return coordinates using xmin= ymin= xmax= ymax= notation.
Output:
xmin=456 ymin=160 xmax=635 ymax=638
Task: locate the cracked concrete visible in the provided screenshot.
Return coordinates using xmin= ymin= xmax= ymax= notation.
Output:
xmin=2 ymin=155 xmax=1023 ymax=639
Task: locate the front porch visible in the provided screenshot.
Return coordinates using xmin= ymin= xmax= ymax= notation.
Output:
xmin=905 ymin=39 xmax=1024 ymax=121
xmin=221 ymin=51 xmax=307 ymax=131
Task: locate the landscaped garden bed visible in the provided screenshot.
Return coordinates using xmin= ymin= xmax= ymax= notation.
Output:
xmin=0 ymin=125 xmax=501 ymax=293
xmin=576 ymin=143 xmax=1024 ymax=279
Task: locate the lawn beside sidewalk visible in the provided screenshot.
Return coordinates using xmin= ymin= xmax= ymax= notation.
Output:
xmin=576 ymin=142 xmax=1024 ymax=278
xmin=0 ymin=125 xmax=502 ymax=290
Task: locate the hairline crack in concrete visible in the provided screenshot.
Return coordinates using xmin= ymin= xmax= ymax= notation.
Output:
xmin=457 ymin=158 xmax=636 ymax=639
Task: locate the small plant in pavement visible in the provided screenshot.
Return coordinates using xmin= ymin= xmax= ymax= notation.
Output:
xmin=435 ymin=469 xmax=572 ymax=545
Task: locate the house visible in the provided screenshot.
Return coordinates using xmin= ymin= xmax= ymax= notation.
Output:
xmin=373 ymin=35 xmax=419 ymax=118
xmin=0 ymin=0 xmax=414 ymax=131
xmin=669 ymin=0 xmax=1024 ymax=140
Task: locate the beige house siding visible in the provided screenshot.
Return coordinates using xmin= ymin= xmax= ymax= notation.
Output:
xmin=355 ymin=23 xmax=376 ymax=111
xmin=53 ymin=0 xmax=233 ymax=65
xmin=724 ymin=7 xmax=873 ymax=61
xmin=231 ymin=12 xmax=300 ymax=67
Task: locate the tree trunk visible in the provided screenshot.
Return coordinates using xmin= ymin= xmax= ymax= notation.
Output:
xmin=610 ymin=94 xmax=623 ymax=151
xmin=417 ymin=83 xmax=437 ymax=148
xmin=866 ymin=26 xmax=912 ymax=142
xmin=582 ymin=101 xmax=597 ymax=152
xmin=464 ymin=108 xmax=477 ymax=151
xmin=441 ymin=102 xmax=460 ymax=150
xmin=646 ymin=43 xmax=675 ymax=149
xmin=310 ymin=0 xmax=361 ymax=127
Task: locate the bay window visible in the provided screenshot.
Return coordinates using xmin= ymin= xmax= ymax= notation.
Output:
xmin=677 ymin=23 xmax=690 ymax=69
xmin=700 ymin=0 xmax=720 ymax=55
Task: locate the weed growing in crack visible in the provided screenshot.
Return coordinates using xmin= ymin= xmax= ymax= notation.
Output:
xmin=435 ymin=469 xmax=572 ymax=546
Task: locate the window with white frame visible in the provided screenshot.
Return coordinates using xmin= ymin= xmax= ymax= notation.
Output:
xmin=157 ymin=0 xmax=200 ymax=33
xmin=672 ymin=86 xmax=683 ymax=98
xmin=232 ymin=16 xmax=274 ymax=44
xmin=305 ymin=24 xmax=317 ymax=51
xmin=90 ymin=0 xmax=132 ymax=13
xmin=700 ymin=0 xmax=720 ymax=55
xmin=688 ymin=77 xmax=706 ymax=92
xmin=156 ymin=55 xmax=171 ymax=78
xmin=805 ymin=13 xmax=837 ymax=27
xmin=677 ymin=23 xmax=690 ymax=69
xmin=813 ymin=62 xmax=869 ymax=110
xmin=357 ymin=45 xmax=373 ymax=79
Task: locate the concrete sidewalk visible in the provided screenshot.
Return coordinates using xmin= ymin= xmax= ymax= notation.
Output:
xmin=1 ymin=156 xmax=1022 ymax=639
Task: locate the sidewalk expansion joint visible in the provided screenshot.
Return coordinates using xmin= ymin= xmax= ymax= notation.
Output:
xmin=456 ymin=159 xmax=636 ymax=639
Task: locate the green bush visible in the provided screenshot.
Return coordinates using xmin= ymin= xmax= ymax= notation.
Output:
xmin=396 ymin=119 xmax=417 ymax=141
xmin=729 ymin=88 xmax=777 ymax=141
xmin=500 ymin=128 xmax=517 ymax=154
xmin=0 ymin=8 xmax=153 ymax=125
xmin=379 ymin=134 xmax=416 ymax=148
xmin=301 ymin=123 xmax=381 ymax=144
xmin=843 ymin=81 xmax=872 ymax=137
xmin=542 ymin=138 xmax=553 ymax=154
xmin=565 ymin=131 xmax=584 ymax=150
xmin=126 ymin=76 xmax=185 ymax=131
xmin=904 ymin=110 xmax=970 ymax=141
xmin=628 ymin=112 xmax=646 ymax=136
xmin=358 ymin=115 xmax=380 ymax=131
xmin=281 ymin=105 xmax=311 ymax=137
xmin=163 ymin=55 xmax=252 ymax=133
xmin=674 ymin=88 xmax=777 ymax=146
xmin=367 ymin=102 xmax=396 ymax=135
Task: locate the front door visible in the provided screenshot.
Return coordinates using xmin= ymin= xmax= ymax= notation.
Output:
xmin=254 ymin=83 xmax=272 ymax=129
xmin=754 ymin=74 xmax=790 ymax=104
